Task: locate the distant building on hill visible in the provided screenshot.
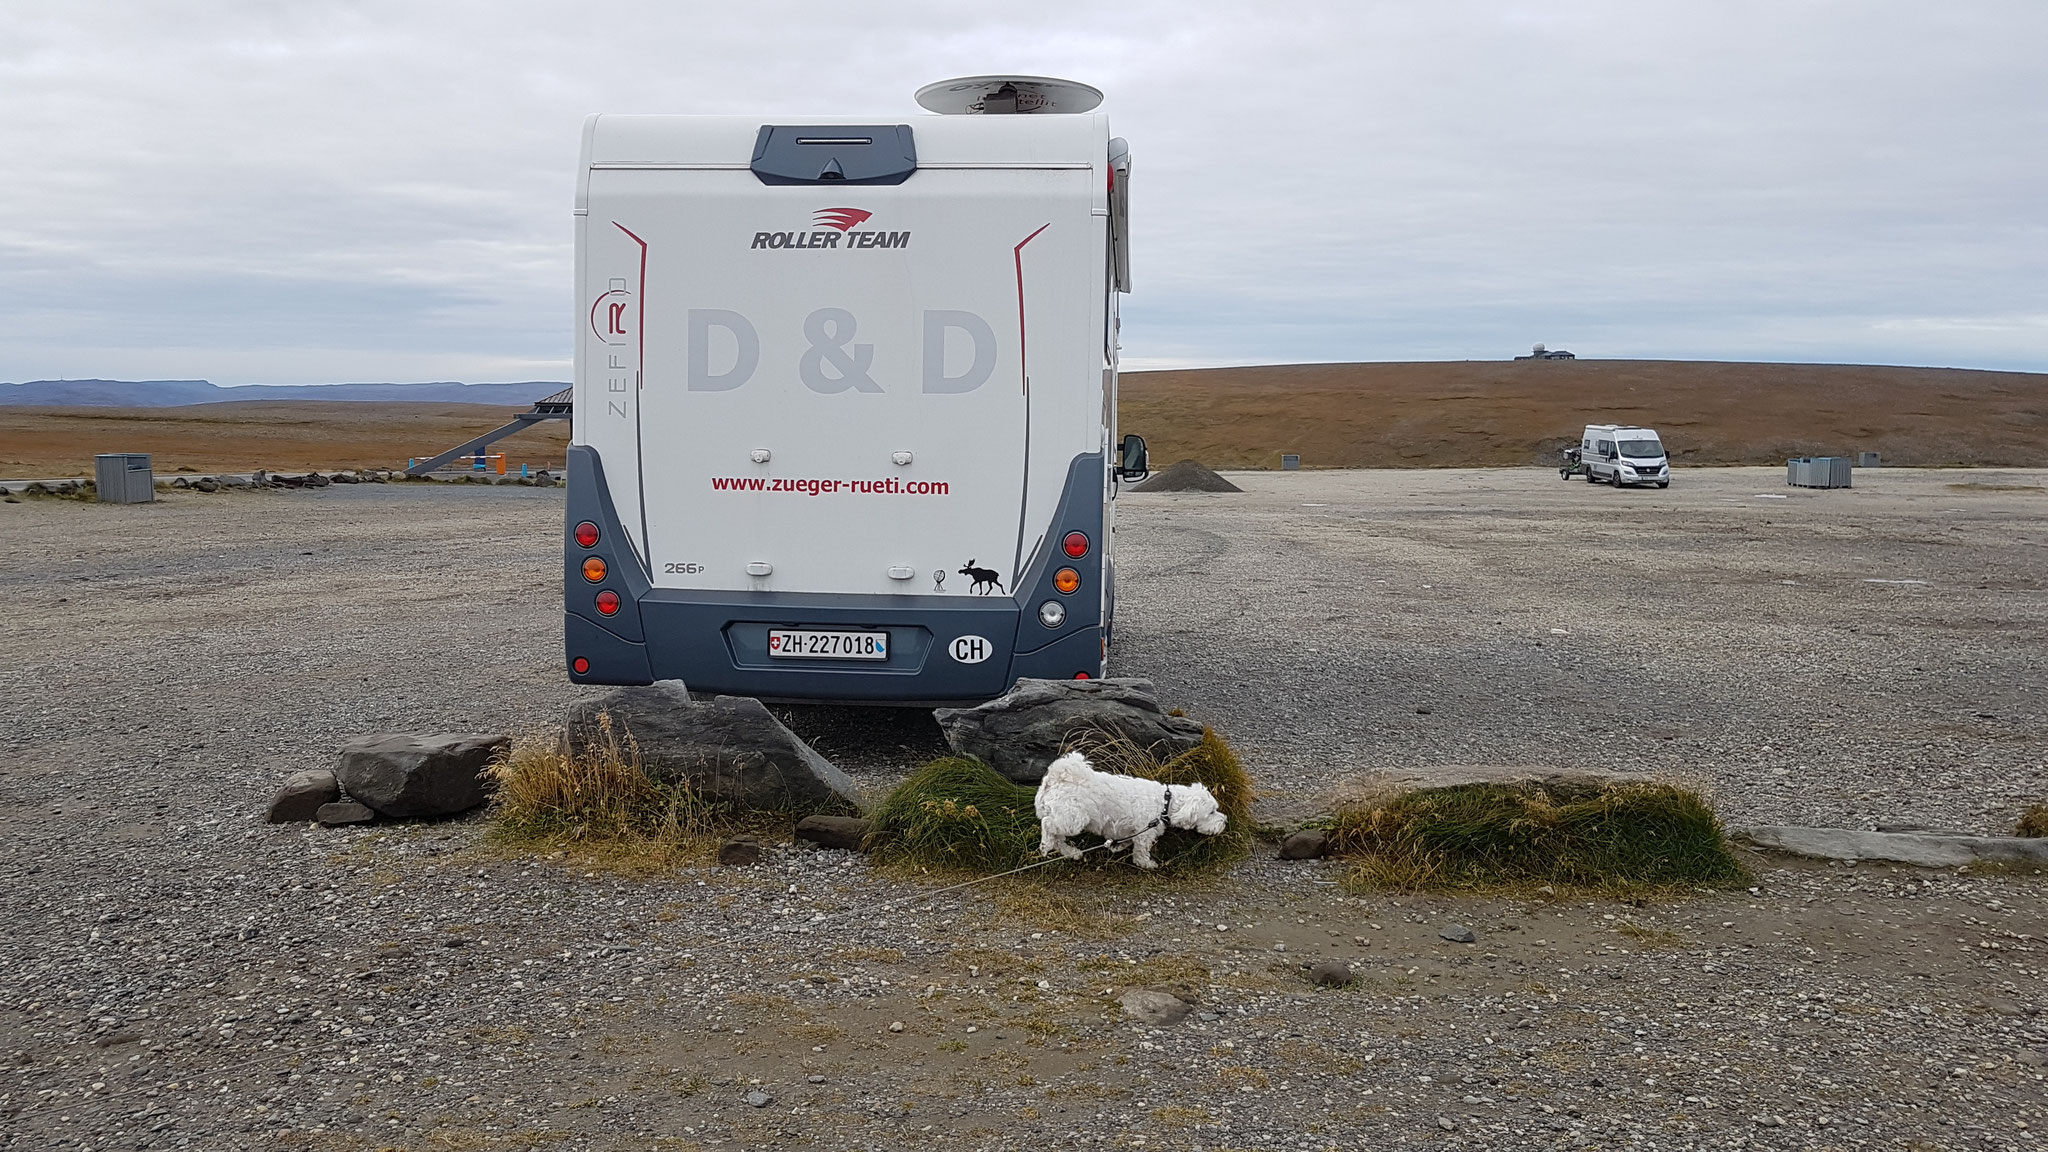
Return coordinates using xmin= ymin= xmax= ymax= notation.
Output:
xmin=1515 ymin=343 xmax=1576 ymax=360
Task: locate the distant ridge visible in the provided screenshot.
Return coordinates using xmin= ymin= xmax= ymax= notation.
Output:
xmin=0 ymin=379 xmax=569 ymax=407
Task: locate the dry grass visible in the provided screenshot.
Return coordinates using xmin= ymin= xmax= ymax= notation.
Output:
xmin=864 ymin=729 xmax=1255 ymax=877
xmin=1329 ymin=777 xmax=1748 ymax=895
xmin=1121 ymin=360 xmax=2048 ymax=469
xmin=2016 ymin=804 xmax=2048 ymax=838
xmin=486 ymin=716 xmax=758 ymax=867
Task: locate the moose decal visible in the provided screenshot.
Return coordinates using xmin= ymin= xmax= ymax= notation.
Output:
xmin=958 ymin=560 xmax=1005 ymax=595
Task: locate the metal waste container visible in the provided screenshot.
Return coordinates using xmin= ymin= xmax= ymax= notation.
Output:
xmin=95 ymin=453 xmax=155 ymax=504
xmin=1858 ymin=451 xmax=1880 ymax=468
xmin=1281 ymin=454 xmax=1301 ymax=471
xmin=1787 ymin=456 xmax=1852 ymax=489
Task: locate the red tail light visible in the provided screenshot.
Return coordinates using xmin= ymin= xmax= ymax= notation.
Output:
xmin=574 ymin=521 xmax=600 ymax=548
xmin=572 ymin=657 xmax=590 ymax=674
xmin=595 ymin=590 xmax=620 ymax=616
xmin=1063 ymin=531 xmax=1090 ymax=558
xmin=1074 ymin=671 xmax=1091 ymax=679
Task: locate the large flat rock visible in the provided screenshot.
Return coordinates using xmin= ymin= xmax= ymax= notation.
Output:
xmin=933 ymin=677 xmax=1205 ymax=784
xmin=566 ymin=682 xmax=858 ymax=813
xmin=335 ymin=732 xmax=507 ymax=820
xmin=1732 ymin=825 xmax=2048 ymax=868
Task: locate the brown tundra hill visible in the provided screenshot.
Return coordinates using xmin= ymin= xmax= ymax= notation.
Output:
xmin=1118 ymin=360 xmax=2048 ymax=468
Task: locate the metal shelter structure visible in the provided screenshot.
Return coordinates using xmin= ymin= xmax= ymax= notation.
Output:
xmin=404 ymin=387 xmax=572 ymax=476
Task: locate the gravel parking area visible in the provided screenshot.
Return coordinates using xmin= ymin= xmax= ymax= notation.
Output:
xmin=1 ymin=469 xmax=2043 ymax=1151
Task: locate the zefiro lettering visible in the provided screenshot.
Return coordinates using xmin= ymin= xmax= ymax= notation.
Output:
xmin=751 ymin=230 xmax=911 ymax=250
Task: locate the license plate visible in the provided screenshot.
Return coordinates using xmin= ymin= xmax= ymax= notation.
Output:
xmin=768 ymin=630 xmax=888 ymax=660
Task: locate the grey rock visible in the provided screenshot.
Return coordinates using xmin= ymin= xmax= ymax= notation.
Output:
xmin=717 ymin=839 xmax=763 ymax=866
xmin=266 ymin=770 xmax=340 ymax=823
xmin=565 ymin=682 xmax=858 ymax=812
xmin=315 ymin=801 xmax=375 ymax=826
xmin=744 ymin=1090 xmax=773 ymax=1108
xmin=1873 ymin=818 xmax=1967 ymax=836
xmin=1279 ymin=829 xmax=1329 ymax=860
xmin=932 ymin=677 xmax=1205 ymax=784
xmin=1307 ymin=959 xmax=1355 ymax=987
xmin=1439 ymin=925 xmax=1478 ymax=944
xmin=807 ymin=1074 xmax=826 ymax=1083
xmin=334 ymin=732 xmax=507 ymax=820
xmin=329 ymin=471 xmax=360 ymax=484
xmin=193 ymin=478 xmax=220 ymax=493
xmin=794 ymin=815 xmax=870 ymax=851
xmin=1117 ymin=989 xmax=1192 ymax=1027
xmin=1732 ymin=825 xmax=2048 ymax=867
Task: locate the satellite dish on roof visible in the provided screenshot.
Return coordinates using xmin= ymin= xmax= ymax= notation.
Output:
xmin=915 ymin=75 xmax=1104 ymax=115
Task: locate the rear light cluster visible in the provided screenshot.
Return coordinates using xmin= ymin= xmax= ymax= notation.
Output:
xmin=1039 ymin=529 xmax=1092 ymax=630
xmin=572 ymin=520 xmax=618 ymax=678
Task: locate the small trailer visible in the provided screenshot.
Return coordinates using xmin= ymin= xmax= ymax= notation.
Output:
xmin=564 ymin=76 xmax=1147 ymax=703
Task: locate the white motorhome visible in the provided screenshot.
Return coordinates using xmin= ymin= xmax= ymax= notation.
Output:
xmin=564 ymin=77 xmax=1147 ymax=703
xmin=1579 ymin=424 xmax=1669 ymax=487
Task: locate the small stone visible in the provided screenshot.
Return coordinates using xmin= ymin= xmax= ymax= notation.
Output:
xmin=807 ymin=1074 xmax=826 ymax=1084
xmin=1272 ymin=942 xmax=1287 ymax=952
xmin=1278 ymin=829 xmax=1329 ymax=860
xmin=717 ymin=839 xmax=763 ymax=866
xmin=1307 ymin=959 xmax=1355 ymax=987
xmin=1438 ymin=1116 xmax=1456 ymax=1131
xmin=888 ymin=1021 xmax=904 ymax=1033
xmin=1196 ymin=1011 xmax=1220 ymax=1022
xmin=315 ymin=801 xmax=375 ymax=827
xmin=1118 ymin=989 xmax=1192 ymax=1027
xmin=794 ymin=815 xmax=871 ymax=852
xmin=744 ymin=1090 xmax=773 ymax=1108
xmin=267 ymin=770 xmax=340 ymax=823
xmin=1439 ymin=925 xmax=1478 ymax=944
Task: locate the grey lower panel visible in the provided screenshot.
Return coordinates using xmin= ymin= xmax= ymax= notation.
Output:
xmin=638 ymin=591 xmax=1030 ymax=703
xmin=1011 ymin=626 xmax=1107 ymax=682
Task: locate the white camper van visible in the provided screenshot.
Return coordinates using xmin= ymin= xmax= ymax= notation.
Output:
xmin=1579 ymin=424 xmax=1669 ymax=487
xmin=564 ymin=77 xmax=1148 ymax=703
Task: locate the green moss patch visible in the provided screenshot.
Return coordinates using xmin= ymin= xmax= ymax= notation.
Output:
xmin=1328 ymin=777 xmax=1748 ymax=894
xmin=866 ymin=729 xmax=1255 ymax=876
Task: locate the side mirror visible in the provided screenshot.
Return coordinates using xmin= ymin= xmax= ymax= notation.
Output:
xmin=1117 ymin=433 xmax=1149 ymax=480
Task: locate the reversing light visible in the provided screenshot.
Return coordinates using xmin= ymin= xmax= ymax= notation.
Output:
xmin=572 ymin=657 xmax=590 ymax=674
xmin=1062 ymin=531 xmax=1090 ymax=558
xmin=595 ymin=590 xmax=620 ymax=616
xmin=574 ymin=521 xmax=600 ymax=548
xmin=1037 ymin=600 xmax=1066 ymax=628
xmin=582 ymin=556 xmax=608 ymax=582
xmin=1054 ymin=567 xmax=1081 ymax=595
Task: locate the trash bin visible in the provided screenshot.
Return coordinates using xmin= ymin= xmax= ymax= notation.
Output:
xmin=1787 ymin=457 xmax=1852 ymax=489
xmin=1858 ymin=451 xmax=1880 ymax=468
xmin=1281 ymin=454 xmax=1301 ymax=471
xmin=94 ymin=453 xmax=155 ymax=504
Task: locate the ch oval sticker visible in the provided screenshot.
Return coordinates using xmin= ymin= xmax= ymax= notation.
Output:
xmin=948 ymin=635 xmax=993 ymax=664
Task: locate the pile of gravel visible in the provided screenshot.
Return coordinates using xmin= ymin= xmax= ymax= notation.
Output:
xmin=1133 ymin=459 xmax=1241 ymax=493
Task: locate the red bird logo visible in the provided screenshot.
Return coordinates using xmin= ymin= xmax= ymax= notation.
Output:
xmin=813 ymin=208 xmax=873 ymax=232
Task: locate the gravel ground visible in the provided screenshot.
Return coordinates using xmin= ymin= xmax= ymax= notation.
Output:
xmin=1 ymin=468 xmax=2043 ymax=1151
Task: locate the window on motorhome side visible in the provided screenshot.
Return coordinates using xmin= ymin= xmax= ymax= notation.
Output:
xmin=1617 ymin=439 xmax=1664 ymax=459
xmin=1597 ymin=440 xmax=1614 ymax=455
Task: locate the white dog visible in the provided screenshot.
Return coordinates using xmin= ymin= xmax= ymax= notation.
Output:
xmin=1035 ymin=751 xmax=1229 ymax=869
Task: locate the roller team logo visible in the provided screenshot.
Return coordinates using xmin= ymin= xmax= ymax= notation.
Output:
xmin=752 ymin=208 xmax=910 ymax=251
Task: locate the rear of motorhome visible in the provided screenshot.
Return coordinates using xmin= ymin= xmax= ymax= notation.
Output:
xmin=564 ymin=77 xmax=1145 ymax=704
xmin=1580 ymin=424 xmax=1669 ymax=488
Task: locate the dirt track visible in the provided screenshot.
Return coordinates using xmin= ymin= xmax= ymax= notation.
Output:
xmin=1 ymin=469 xmax=2043 ymax=1150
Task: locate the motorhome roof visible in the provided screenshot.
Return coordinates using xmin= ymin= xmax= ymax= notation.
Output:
xmin=1587 ymin=424 xmax=1659 ymax=435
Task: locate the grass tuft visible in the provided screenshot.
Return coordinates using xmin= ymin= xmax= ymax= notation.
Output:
xmin=865 ymin=729 xmax=1255 ymax=877
xmin=2016 ymin=803 xmax=2048 ymax=838
xmin=487 ymin=714 xmax=749 ymax=867
xmin=1328 ymin=777 xmax=1748 ymax=895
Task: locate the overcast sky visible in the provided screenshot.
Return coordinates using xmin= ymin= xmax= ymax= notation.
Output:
xmin=3 ymin=1 xmax=2045 ymax=384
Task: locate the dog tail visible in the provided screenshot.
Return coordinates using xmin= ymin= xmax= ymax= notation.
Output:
xmin=1039 ymin=751 xmax=1092 ymax=789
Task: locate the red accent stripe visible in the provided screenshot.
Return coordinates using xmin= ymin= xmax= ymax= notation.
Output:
xmin=1013 ymin=223 xmax=1050 ymax=395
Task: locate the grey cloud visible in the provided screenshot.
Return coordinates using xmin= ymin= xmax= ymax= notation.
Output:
xmin=2 ymin=0 xmax=2043 ymax=383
